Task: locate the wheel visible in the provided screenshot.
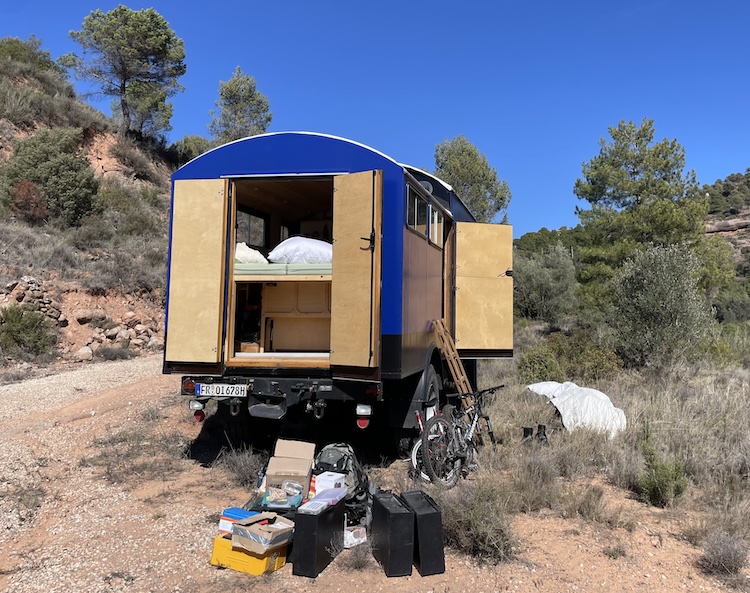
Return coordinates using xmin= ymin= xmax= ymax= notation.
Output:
xmin=425 ymin=364 xmax=440 ymax=406
xmin=409 ymin=438 xmax=431 ymax=483
xmin=420 ymin=415 xmax=461 ymax=489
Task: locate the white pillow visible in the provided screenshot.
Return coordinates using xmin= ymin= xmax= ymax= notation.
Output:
xmin=268 ymin=236 xmax=332 ymax=264
xmin=235 ymin=242 xmax=268 ymax=264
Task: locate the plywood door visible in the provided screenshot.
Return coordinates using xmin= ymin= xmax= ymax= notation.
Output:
xmin=330 ymin=170 xmax=382 ymax=367
xmin=454 ymin=222 xmax=513 ymax=353
xmin=164 ymin=179 xmax=228 ymax=363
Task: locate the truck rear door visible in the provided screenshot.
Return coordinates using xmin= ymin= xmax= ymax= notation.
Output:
xmin=164 ymin=179 xmax=229 ymax=365
xmin=330 ymin=170 xmax=383 ymax=368
xmin=452 ymin=222 xmax=513 ymax=357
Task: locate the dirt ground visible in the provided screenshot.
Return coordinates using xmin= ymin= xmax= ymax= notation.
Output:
xmin=0 ymin=354 xmax=743 ymax=593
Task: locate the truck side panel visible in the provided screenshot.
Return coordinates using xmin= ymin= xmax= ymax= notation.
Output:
xmin=164 ymin=179 xmax=228 ymax=364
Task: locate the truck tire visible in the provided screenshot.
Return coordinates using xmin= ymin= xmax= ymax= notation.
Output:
xmin=425 ymin=364 xmax=440 ymax=407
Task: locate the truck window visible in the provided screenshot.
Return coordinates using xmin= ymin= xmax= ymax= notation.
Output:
xmin=430 ymin=206 xmax=444 ymax=248
xmin=407 ymin=186 xmax=428 ymax=238
xmin=237 ymin=209 xmax=269 ymax=248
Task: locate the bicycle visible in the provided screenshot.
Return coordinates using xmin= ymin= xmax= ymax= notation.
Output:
xmin=420 ymin=385 xmax=503 ymax=489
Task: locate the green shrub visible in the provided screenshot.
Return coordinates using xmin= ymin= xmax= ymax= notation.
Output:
xmin=95 ymin=347 xmax=136 ymax=361
xmin=67 ymin=216 xmax=115 ymax=249
xmin=0 ymin=305 xmax=57 ymax=358
xmin=518 ymin=344 xmax=565 ymax=384
xmin=169 ymin=134 xmax=211 ymax=167
xmin=0 ymin=80 xmax=35 ymax=128
xmin=638 ymin=436 xmax=687 ymax=507
xmin=109 ymin=138 xmax=161 ymax=185
xmin=0 ymin=38 xmax=110 ymax=133
xmin=1 ymin=127 xmax=99 ymax=226
xmin=612 ymin=244 xmax=714 ymax=368
xmin=42 ymin=153 xmax=99 ymax=225
xmin=93 ymin=178 xmax=163 ymax=236
xmin=546 ymin=330 xmax=622 ymax=382
xmin=514 ymin=243 xmax=577 ymax=322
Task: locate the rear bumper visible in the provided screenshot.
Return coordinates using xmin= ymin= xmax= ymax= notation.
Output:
xmin=181 ymin=375 xmax=381 ymax=419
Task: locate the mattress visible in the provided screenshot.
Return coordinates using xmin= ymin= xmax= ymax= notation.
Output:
xmin=234 ymin=263 xmax=288 ymax=275
xmin=234 ymin=263 xmax=332 ymax=276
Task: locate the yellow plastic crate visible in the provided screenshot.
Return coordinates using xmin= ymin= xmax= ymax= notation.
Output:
xmin=210 ymin=535 xmax=288 ymax=576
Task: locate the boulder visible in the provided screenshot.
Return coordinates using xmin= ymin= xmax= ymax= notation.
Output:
xmin=74 ymin=346 xmax=94 ymax=362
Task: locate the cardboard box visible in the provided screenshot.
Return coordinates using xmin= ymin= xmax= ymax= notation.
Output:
xmin=210 ymin=535 xmax=287 ymax=575
xmin=231 ymin=512 xmax=295 ymax=555
xmin=266 ymin=439 xmax=316 ymax=493
xmin=311 ymin=471 xmax=346 ymax=496
xmin=238 ymin=341 xmax=260 ymax=353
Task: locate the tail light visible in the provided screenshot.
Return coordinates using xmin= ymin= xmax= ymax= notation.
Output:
xmin=356 ymin=417 xmax=370 ymax=429
xmin=194 ymin=410 xmax=206 ymax=422
xmin=356 ymin=404 xmax=372 ymax=429
xmin=182 ymin=377 xmax=196 ymax=395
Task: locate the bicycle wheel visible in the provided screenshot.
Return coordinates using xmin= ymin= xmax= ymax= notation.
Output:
xmin=420 ymin=415 xmax=461 ymax=489
xmin=409 ymin=438 xmax=431 ymax=483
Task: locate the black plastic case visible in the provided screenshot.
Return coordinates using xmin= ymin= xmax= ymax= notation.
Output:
xmin=371 ymin=491 xmax=414 ymax=577
xmin=399 ymin=490 xmax=445 ymax=576
xmin=291 ymin=498 xmax=345 ymax=577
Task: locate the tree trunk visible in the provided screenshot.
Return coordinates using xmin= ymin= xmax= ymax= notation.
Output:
xmin=119 ymin=80 xmax=130 ymax=137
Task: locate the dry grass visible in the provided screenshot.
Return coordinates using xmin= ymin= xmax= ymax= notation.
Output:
xmin=336 ymin=542 xmax=375 ymax=571
xmin=431 ymin=474 xmax=515 ymax=563
xmin=80 ymin=425 xmax=190 ymax=485
xmin=467 ymin=361 xmax=750 ymax=551
xmin=211 ymin=445 xmax=266 ymax=489
xmin=700 ymin=531 xmax=748 ymax=575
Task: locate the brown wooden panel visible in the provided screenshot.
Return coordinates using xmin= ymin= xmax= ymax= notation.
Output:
xmin=330 ymin=170 xmax=382 ymax=367
xmin=262 ymin=283 xmax=298 ymax=313
xmin=227 ymin=355 xmax=330 ymax=369
xmin=297 ymin=282 xmax=329 ymax=313
xmin=454 ymin=222 xmax=513 ymax=353
xmin=270 ymin=317 xmax=331 ymax=351
xmin=165 ymin=179 xmax=228 ymax=363
xmin=443 ymin=225 xmax=456 ymax=336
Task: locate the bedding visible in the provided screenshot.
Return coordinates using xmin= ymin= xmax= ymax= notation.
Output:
xmin=268 ymin=236 xmax=332 ymax=264
xmin=235 ymin=242 xmax=268 ymax=264
xmin=234 ymin=262 xmax=332 ymax=276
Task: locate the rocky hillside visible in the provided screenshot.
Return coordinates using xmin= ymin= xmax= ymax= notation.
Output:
xmin=0 ymin=34 xmax=177 ymax=372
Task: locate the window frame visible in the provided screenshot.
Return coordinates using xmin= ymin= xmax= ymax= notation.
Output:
xmin=405 ymin=182 xmax=447 ymax=251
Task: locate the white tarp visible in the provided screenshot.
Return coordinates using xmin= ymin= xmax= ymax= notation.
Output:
xmin=526 ymin=381 xmax=626 ymax=438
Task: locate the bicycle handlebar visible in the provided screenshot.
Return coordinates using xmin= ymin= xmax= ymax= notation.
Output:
xmin=457 ymin=384 xmax=505 ymax=401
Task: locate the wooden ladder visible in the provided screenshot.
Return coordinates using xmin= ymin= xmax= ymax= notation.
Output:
xmin=433 ymin=319 xmax=492 ymax=438
xmin=432 ymin=319 xmax=473 ymax=404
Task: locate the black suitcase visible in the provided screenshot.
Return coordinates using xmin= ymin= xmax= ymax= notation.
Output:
xmin=371 ymin=491 xmax=414 ymax=577
xmin=291 ymin=498 xmax=345 ymax=577
xmin=400 ymin=490 xmax=445 ymax=576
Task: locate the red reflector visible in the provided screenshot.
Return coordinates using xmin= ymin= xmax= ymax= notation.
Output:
xmin=365 ymin=385 xmax=381 ymax=397
xmin=182 ymin=378 xmax=196 ymax=395
xmin=194 ymin=410 xmax=206 ymax=422
xmin=356 ymin=417 xmax=370 ymax=429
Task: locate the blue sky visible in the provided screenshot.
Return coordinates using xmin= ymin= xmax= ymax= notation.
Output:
xmin=2 ymin=1 xmax=749 ymax=237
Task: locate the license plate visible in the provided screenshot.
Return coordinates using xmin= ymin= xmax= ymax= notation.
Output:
xmin=196 ymin=383 xmax=247 ymax=397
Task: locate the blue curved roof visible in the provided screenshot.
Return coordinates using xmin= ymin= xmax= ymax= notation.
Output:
xmin=173 ymin=132 xmax=404 ymax=180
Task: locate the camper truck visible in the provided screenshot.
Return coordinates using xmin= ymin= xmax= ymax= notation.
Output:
xmin=163 ymin=132 xmax=512 ymax=442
